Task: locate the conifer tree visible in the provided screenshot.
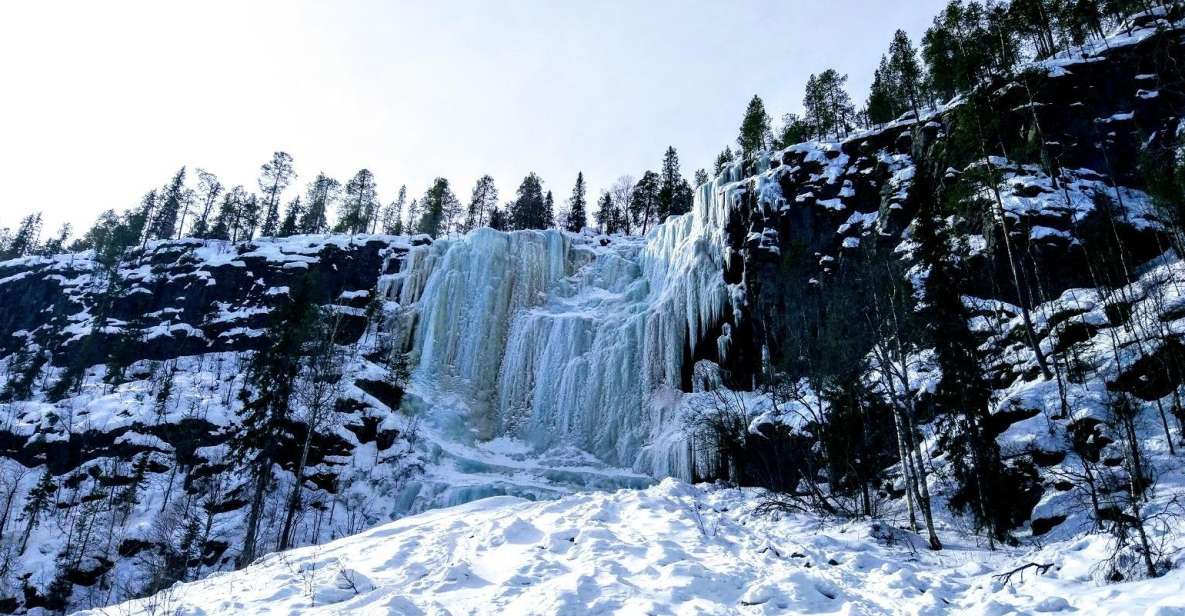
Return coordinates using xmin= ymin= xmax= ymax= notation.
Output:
xmin=336 ymin=169 xmax=378 ymax=235
xmin=1 ymin=212 xmax=43 ymax=260
xmin=714 ymin=147 xmax=735 ymax=176
xmin=277 ymin=197 xmax=303 ymax=237
xmin=18 ymin=467 xmax=56 ymax=554
xmin=488 ymin=206 xmax=508 ymax=231
xmin=694 ymin=169 xmax=710 ymax=187
xmin=657 ymin=147 xmax=692 ymax=219
xmin=737 ymin=95 xmax=771 ymax=159
xmin=381 ymin=185 xmax=407 ymax=235
xmin=233 ymin=272 xmax=321 ymax=568
xmin=509 ymin=173 xmax=548 ymax=230
xmin=543 ymin=191 xmax=555 ymax=229
xmin=564 ymin=172 xmax=587 ymax=233
xmin=866 ymin=56 xmax=899 ymax=125
xmin=300 ymin=174 xmax=339 ymax=234
xmin=416 ymin=177 xmax=457 ymax=237
xmin=888 ymin=30 xmax=924 ymax=118
xmin=258 ymin=152 xmax=296 ymax=237
xmin=595 ymin=192 xmax=616 ymax=234
xmin=464 ymin=176 xmax=498 ymax=231
xmin=630 ymin=171 xmax=661 ymax=234
xmin=774 ymin=113 xmax=813 ymax=147
xmin=191 ymin=169 xmax=223 ymax=238
xmin=405 ymin=198 xmax=421 ymax=234
xmin=150 ymin=167 xmax=187 ymax=240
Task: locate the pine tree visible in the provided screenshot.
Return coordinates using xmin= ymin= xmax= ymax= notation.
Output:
xmin=714 ymin=147 xmax=736 ymax=176
xmin=866 ymin=56 xmax=899 ymax=126
xmin=543 ymin=191 xmax=555 ymax=229
xmin=150 ymin=167 xmax=187 ymax=240
xmin=380 ymin=185 xmax=407 ymax=235
xmin=277 ymin=197 xmax=303 ymax=237
xmin=335 ymin=169 xmax=378 ymax=235
xmin=806 ymin=69 xmax=856 ymax=140
xmin=406 ymin=198 xmax=421 ymax=234
xmin=191 ymin=169 xmax=223 ymax=238
xmin=239 ymin=192 xmax=261 ymax=240
xmin=774 ymin=113 xmax=813 ymax=148
xmin=129 ymin=191 xmax=156 ymax=249
xmin=300 ymin=174 xmax=339 ymax=234
xmin=657 ymin=147 xmax=692 ymax=220
xmin=630 ymin=171 xmax=661 ymax=234
xmin=233 ymin=273 xmax=321 ymax=568
xmin=1 ymin=212 xmax=43 ymax=259
xmin=694 ymin=169 xmax=710 ymax=187
xmin=888 ymin=30 xmax=924 ymax=118
xmin=488 ymin=206 xmax=509 ymax=231
xmin=509 ymin=173 xmax=548 ymax=230
xmin=258 ymin=152 xmax=296 ymax=237
xmin=564 ymin=172 xmax=587 ymax=233
xmin=464 ymin=176 xmax=498 ymax=231
xmin=737 ymin=95 xmax=771 ymax=159
xmin=39 ymin=223 xmax=71 ymax=255
xmin=595 ymin=192 xmax=616 ymax=234
xmin=416 ymin=178 xmax=457 ymax=238
xmin=19 ymin=467 xmax=56 ymax=554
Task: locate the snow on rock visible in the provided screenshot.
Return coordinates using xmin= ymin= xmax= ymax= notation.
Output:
xmin=79 ymin=480 xmax=1185 ymax=616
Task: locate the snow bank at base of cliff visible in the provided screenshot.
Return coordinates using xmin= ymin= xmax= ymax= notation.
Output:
xmin=78 ymin=479 xmax=1185 ymax=616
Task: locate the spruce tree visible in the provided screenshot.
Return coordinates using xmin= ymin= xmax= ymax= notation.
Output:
xmin=564 ymin=172 xmax=587 ymax=233
xmin=595 ymin=193 xmax=616 ymax=233
xmin=737 ymin=95 xmax=771 ymax=159
xmin=694 ymin=169 xmax=710 ymax=187
xmin=657 ymin=147 xmax=692 ymax=219
xmin=258 ymin=152 xmax=295 ymax=237
xmin=509 ymin=173 xmax=547 ymax=230
xmin=543 ymin=191 xmax=555 ymax=229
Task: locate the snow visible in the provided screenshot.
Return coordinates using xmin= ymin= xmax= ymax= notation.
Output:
xmin=80 ymin=479 xmax=1185 ymax=616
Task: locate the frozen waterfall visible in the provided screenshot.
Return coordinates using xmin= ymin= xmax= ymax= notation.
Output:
xmin=385 ymin=166 xmax=750 ymax=480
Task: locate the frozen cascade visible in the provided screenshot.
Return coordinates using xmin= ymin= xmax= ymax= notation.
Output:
xmin=387 ymin=162 xmax=761 ymax=481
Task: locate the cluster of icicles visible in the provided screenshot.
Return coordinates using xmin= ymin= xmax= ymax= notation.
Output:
xmin=380 ymin=163 xmax=757 ymax=479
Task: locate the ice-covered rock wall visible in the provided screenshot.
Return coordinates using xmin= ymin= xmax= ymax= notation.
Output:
xmin=386 ymin=167 xmax=749 ymax=477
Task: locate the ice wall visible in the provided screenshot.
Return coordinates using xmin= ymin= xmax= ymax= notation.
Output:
xmin=387 ymin=165 xmax=752 ymax=478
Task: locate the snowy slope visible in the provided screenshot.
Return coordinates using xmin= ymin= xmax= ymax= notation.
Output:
xmin=76 ymin=479 xmax=1185 ymax=616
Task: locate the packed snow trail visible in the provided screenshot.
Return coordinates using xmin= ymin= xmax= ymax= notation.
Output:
xmin=76 ymin=480 xmax=1185 ymax=616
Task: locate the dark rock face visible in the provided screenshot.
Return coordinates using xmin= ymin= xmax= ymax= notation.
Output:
xmin=0 ymin=237 xmax=403 ymax=367
xmin=708 ymin=23 xmax=1185 ymax=537
xmin=0 ymin=236 xmax=417 ymax=613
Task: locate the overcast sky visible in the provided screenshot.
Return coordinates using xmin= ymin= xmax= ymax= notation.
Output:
xmin=0 ymin=0 xmax=948 ymax=233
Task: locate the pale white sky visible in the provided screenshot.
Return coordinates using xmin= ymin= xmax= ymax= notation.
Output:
xmin=0 ymin=0 xmax=947 ymax=233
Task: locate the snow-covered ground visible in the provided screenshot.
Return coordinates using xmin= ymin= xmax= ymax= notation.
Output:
xmin=76 ymin=479 xmax=1185 ymax=616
